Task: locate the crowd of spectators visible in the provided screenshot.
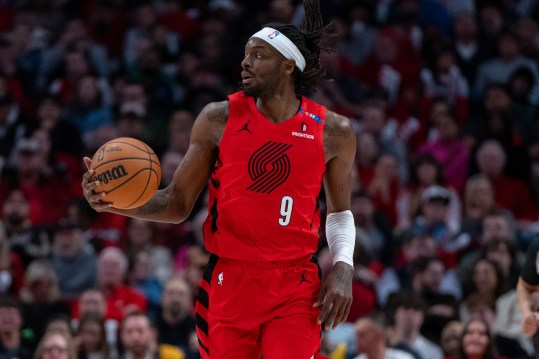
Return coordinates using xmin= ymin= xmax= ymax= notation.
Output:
xmin=1 ymin=0 xmax=539 ymax=358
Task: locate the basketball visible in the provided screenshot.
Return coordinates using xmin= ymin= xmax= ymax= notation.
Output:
xmin=90 ymin=137 xmax=161 ymax=209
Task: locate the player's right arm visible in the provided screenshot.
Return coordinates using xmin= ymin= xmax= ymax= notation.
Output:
xmin=82 ymin=101 xmax=229 ymax=223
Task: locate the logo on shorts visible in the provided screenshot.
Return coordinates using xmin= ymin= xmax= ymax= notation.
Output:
xmin=298 ymin=270 xmax=312 ymax=286
xmin=217 ymin=272 xmax=223 ymax=286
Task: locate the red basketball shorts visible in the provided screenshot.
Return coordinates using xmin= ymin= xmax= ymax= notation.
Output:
xmin=196 ymin=254 xmax=323 ymax=359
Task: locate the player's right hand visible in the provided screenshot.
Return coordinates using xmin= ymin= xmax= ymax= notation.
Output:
xmin=81 ymin=157 xmax=112 ymax=212
xmin=522 ymin=312 xmax=539 ymax=336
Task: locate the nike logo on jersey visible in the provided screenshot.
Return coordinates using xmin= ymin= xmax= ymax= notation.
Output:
xmin=237 ymin=120 xmax=252 ymax=134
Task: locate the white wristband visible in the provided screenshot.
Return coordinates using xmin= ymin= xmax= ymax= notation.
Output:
xmin=325 ymin=210 xmax=355 ymax=267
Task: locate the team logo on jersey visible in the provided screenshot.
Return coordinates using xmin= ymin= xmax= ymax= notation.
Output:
xmin=301 ymin=122 xmax=308 ymax=132
xmin=237 ymin=120 xmax=252 ymax=134
xmin=217 ymin=272 xmax=223 ymax=285
xmin=246 ymin=141 xmax=292 ymax=194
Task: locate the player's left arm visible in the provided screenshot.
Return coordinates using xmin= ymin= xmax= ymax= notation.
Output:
xmin=315 ymin=110 xmax=356 ymax=330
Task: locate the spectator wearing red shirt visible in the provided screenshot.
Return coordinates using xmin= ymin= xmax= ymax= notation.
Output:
xmin=476 ymin=140 xmax=538 ymax=225
xmin=1 ymin=138 xmax=73 ymax=227
xmin=96 ymin=247 xmax=147 ymax=322
xmin=356 ymin=131 xmax=379 ymax=192
xmin=365 ymin=154 xmax=400 ymax=226
xmin=158 ymin=1 xmax=200 ymax=46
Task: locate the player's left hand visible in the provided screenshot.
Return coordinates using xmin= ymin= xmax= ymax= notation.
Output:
xmin=314 ymin=261 xmax=353 ymax=330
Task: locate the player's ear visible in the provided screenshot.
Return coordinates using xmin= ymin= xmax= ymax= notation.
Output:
xmin=283 ymin=59 xmax=295 ymax=76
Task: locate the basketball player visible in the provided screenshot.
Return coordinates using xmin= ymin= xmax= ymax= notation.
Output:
xmin=517 ymin=236 xmax=539 ymax=357
xmin=81 ymin=1 xmax=356 ymax=357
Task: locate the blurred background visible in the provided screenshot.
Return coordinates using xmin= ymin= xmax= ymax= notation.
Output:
xmin=1 ymin=0 xmax=539 ymax=358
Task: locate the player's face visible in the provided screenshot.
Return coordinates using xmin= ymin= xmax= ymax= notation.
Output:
xmin=241 ymin=37 xmax=284 ymax=98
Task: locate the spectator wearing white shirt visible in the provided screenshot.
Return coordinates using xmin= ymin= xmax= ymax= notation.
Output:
xmin=354 ymin=313 xmax=414 ymax=359
xmin=386 ymin=291 xmax=444 ymax=359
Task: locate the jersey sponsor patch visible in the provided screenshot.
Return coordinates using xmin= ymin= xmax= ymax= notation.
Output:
xmin=299 ymin=108 xmax=323 ymax=123
xmin=292 ymin=122 xmax=314 ymax=139
xmin=291 ymin=131 xmax=314 ymax=140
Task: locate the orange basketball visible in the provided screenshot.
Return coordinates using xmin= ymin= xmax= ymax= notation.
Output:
xmin=90 ymin=137 xmax=161 ymax=209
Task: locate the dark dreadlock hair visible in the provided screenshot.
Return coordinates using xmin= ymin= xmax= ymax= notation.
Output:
xmin=265 ymin=0 xmax=334 ymax=92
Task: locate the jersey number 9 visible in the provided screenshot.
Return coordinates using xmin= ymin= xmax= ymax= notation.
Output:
xmin=279 ymin=196 xmax=294 ymax=226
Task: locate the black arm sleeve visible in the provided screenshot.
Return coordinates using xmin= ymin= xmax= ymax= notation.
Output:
xmin=521 ymin=237 xmax=539 ymax=285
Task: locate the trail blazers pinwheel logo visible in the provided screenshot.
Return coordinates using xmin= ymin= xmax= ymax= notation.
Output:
xmin=246 ymin=141 xmax=292 ymax=194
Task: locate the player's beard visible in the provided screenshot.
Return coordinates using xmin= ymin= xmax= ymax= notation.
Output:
xmin=242 ymin=71 xmax=281 ymax=100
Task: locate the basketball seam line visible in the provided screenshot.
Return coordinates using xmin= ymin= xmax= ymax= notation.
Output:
xmin=101 ymin=167 xmax=160 ymax=196
xmin=125 ymin=142 xmax=156 ymax=208
xmin=92 ymin=157 xmax=156 ymax=170
xmin=105 ymin=139 xmax=154 ymax=154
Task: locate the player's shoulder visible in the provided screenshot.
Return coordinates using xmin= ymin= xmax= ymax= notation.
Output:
xmin=200 ymin=100 xmax=230 ymax=125
xmin=324 ymin=110 xmax=354 ymax=138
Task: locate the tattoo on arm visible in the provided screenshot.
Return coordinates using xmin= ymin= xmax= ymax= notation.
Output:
xmin=207 ymin=105 xmax=228 ymax=124
xmin=324 ymin=112 xmax=354 ymax=161
xmin=326 ymin=125 xmax=350 ymax=138
xmin=136 ymin=192 xmax=169 ymax=215
xmin=326 ymin=113 xmax=352 ymax=138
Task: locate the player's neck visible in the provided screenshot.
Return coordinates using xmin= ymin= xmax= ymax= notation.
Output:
xmin=255 ymin=89 xmax=301 ymax=124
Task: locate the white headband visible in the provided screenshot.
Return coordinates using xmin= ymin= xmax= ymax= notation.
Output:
xmin=251 ymin=27 xmax=306 ymax=72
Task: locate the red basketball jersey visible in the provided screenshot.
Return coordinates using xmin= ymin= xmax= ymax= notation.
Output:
xmin=203 ymin=91 xmax=327 ymax=261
